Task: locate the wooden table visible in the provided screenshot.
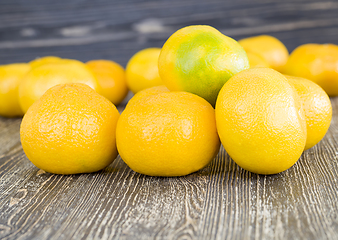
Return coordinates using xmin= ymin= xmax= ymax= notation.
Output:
xmin=1 ymin=0 xmax=338 ymax=239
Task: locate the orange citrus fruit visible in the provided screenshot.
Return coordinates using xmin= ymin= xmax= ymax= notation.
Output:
xmin=116 ymin=91 xmax=220 ymax=176
xmin=0 ymin=63 xmax=30 ymax=117
xmin=246 ymin=52 xmax=270 ymax=68
xmin=283 ymin=43 xmax=338 ymax=96
xmin=86 ymin=59 xmax=128 ymax=105
xmin=125 ymin=48 xmax=162 ymax=94
xmin=238 ymin=35 xmax=289 ymax=72
xmin=18 ymin=59 xmax=100 ymax=113
xmin=20 ymin=83 xmax=120 ymax=175
xmin=126 ymin=85 xmax=169 ymax=108
xmin=158 ymin=25 xmax=249 ymax=106
xmin=29 ymin=56 xmax=62 ymax=68
xmin=285 ymin=75 xmax=332 ymax=150
xmin=215 ymin=68 xmax=307 ymax=175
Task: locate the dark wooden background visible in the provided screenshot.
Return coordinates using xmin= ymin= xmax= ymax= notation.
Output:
xmin=1 ymin=0 xmax=338 ymax=239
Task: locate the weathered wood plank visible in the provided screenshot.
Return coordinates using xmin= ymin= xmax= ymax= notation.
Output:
xmin=1 ymin=0 xmax=338 ymax=239
xmin=0 ymin=117 xmax=22 ymax=157
xmin=0 ymin=98 xmax=337 ymax=239
xmin=1 ymin=0 xmax=338 ymax=66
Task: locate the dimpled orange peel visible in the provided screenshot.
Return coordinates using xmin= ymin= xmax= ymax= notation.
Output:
xmin=116 ymin=91 xmax=220 ymax=177
xmin=215 ymin=68 xmax=307 ymax=175
xmin=158 ymin=25 xmax=249 ymax=106
xmin=20 ymin=83 xmax=120 ymax=175
xmin=285 ymin=75 xmax=332 ymax=150
xmin=126 ymin=85 xmax=170 ymax=108
xmin=283 ymin=43 xmax=338 ymax=96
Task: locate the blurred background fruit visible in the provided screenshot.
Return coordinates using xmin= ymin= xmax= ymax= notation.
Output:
xmin=283 ymin=43 xmax=338 ymax=96
xmin=125 ymin=48 xmax=162 ymax=94
xmin=2 ymin=0 xmax=338 ymax=238
xmin=0 ymin=63 xmax=30 ymax=117
xmin=87 ymin=59 xmax=128 ymax=105
xmin=29 ymin=56 xmax=62 ymax=68
xmin=20 ymin=83 xmax=120 ymax=175
xmin=239 ymin=35 xmax=289 ymax=72
xmin=246 ymin=52 xmax=270 ymax=68
xmin=158 ymin=25 xmax=249 ymax=106
xmin=18 ymin=59 xmax=100 ymax=113
xmin=215 ymin=68 xmax=307 ymax=175
xmin=285 ymin=75 xmax=332 ymax=150
xmin=116 ymin=91 xmax=220 ymax=177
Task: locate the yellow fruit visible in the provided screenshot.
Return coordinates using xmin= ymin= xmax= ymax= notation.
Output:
xmin=0 ymin=63 xmax=30 ymax=117
xmin=126 ymin=48 xmax=162 ymax=94
xmin=246 ymin=52 xmax=270 ymax=68
xmin=158 ymin=25 xmax=249 ymax=106
xmin=18 ymin=59 xmax=100 ymax=113
xmin=20 ymin=83 xmax=120 ymax=175
xmin=126 ymin=85 xmax=169 ymax=108
xmin=283 ymin=43 xmax=338 ymax=96
xmin=116 ymin=92 xmax=220 ymax=176
xmin=239 ymin=35 xmax=289 ymax=72
xmin=29 ymin=56 xmax=62 ymax=68
xmin=86 ymin=59 xmax=128 ymax=105
xmin=285 ymin=75 xmax=332 ymax=150
xmin=215 ymin=68 xmax=307 ymax=175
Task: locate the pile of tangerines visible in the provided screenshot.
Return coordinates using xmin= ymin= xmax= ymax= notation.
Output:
xmin=1 ymin=25 xmax=336 ymax=176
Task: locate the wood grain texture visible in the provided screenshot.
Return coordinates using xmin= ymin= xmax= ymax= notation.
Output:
xmin=1 ymin=0 xmax=338 ymax=239
xmin=1 ymin=101 xmax=338 ymax=240
xmin=1 ymin=0 xmax=338 ymax=66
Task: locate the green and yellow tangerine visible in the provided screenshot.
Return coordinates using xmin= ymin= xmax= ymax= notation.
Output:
xmin=159 ymin=25 xmax=249 ymax=106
